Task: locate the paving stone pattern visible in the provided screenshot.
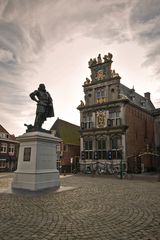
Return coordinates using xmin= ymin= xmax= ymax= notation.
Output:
xmin=0 ymin=175 xmax=160 ymax=240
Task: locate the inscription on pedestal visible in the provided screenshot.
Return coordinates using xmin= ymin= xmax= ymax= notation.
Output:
xmin=23 ymin=147 xmax=31 ymax=161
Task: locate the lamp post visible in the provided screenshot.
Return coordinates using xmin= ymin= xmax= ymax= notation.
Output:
xmin=56 ymin=144 xmax=61 ymax=171
xmin=120 ymin=146 xmax=123 ymax=180
xmin=70 ymin=157 xmax=73 ymax=173
xmin=120 ymin=157 xmax=123 ymax=179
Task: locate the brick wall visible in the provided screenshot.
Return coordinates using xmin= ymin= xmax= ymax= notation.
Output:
xmin=125 ymin=104 xmax=155 ymax=157
xmin=61 ymin=144 xmax=80 ymax=166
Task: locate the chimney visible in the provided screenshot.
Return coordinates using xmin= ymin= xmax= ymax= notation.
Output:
xmin=144 ymin=92 xmax=150 ymax=100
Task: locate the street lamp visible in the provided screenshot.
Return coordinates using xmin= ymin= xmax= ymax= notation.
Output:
xmin=70 ymin=157 xmax=73 ymax=173
xmin=120 ymin=157 xmax=123 ymax=179
xmin=120 ymin=146 xmax=123 ymax=180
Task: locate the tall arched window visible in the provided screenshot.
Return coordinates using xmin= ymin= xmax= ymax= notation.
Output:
xmin=96 ymin=138 xmax=106 ymax=159
xmin=84 ymin=139 xmax=93 ymax=159
xmin=110 ymin=135 xmax=122 ymax=159
xmin=111 ymin=136 xmax=121 ymax=149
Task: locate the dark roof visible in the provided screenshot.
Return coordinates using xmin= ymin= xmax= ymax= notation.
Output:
xmin=50 ymin=118 xmax=80 ymax=145
xmin=120 ymin=84 xmax=155 ymax=111
xmin=151 ymin=108 xmax=160 ymax=116
xmin=0 ymin=124 xmax=9 ymax=134
xmin=0 ymin=124 xmax=17 ymax=141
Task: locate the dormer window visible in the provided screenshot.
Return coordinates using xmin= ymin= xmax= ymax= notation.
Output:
xmin=130 ymin=95 xmax=135 ymax=101
xmin=141 ymin=100 xmax=146 ymax=107
xmin=0 ymin=133 xmax=8 ymax=138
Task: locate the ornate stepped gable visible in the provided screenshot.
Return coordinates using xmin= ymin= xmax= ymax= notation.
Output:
xmin=85 ymin=53 xmax=120 ymax=86
xmin=78 ymin=53 xmax=121 ymax=110
xmin=79 ymin=53 xmax=155 ymax=113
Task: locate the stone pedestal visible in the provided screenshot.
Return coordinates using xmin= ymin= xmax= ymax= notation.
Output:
xmin=12 ymin=131 xmax=61 ymax=191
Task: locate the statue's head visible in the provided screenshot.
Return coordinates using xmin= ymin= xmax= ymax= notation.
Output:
xmin=38 ymin=83 xmax=46 ymax=91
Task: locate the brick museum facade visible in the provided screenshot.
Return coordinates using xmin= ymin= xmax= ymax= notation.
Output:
xmin=77 ymin=53 xmax=160 ymax=173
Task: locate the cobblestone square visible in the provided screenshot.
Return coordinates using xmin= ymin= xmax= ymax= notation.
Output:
xmin=0 ymin=174 xmax=160 ymax=240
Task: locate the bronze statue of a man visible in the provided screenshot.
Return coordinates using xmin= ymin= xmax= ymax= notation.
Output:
xmin=30 ymin=84 xmax=54 ymax=129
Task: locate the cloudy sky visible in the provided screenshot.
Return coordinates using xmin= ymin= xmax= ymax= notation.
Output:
xmin=0 ymin=0 xmax=160 ymax=136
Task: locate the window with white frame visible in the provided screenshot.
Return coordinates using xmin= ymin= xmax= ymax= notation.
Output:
xmin=81 ymin=112 xmax=93 ymax=129
xmin=107 ymin=110 xmax=121 ymax=127
xmin=9 ymin=144 xmax=15 ymax=155
xmin=0 ymin=143 xmax=7 ymax=153
xmin=0 ymin=133 xmax=9 ymax=139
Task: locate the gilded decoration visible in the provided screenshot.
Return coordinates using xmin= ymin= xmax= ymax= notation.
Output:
xmin=96 ymin=111 xmax=106 ymax=128
xmin=96 ymin=97 xmax=107 ymax=104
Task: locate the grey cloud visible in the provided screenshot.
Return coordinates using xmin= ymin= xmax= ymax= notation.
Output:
xmin=144 ymin=43 xmax=160 ymax=64
xmin=130 ymin=0 xmax=160 ymax=25
xmin=0 ymin=20 xmax=45 ymax=64
xmin=0 ymin=0 xmax=46 ymax=118
xmin=138 ymin=26 xmax=160 ymax=44
xmin=0 ymin=21 xmax=24 ymax=46
xmin=0 ymin=0 xmax=132 ymax=59
xmin=0 ymin=0 xmax=129 ymax=81
xmin=129 ymin=0 xmax=160 ymax=73
xmin=29 ymin=25 xmax=45 ymax=54
xmin=130 ymin=2 xmax=160 ymax=45
xmin=64 ymin=0 xmax=160 ymax=75
xmin=0 ymin=0 xmax=46 ymax=63
xmin=28 ymin=0 xmax=132 ymax=45
xmin=0 ymin=77 xmax=27 ymax=105
xmin=61 ymin=0 xmax=131 ymax=43
xmin=0 ymin=78 xmax=16 ymax=88
xmin=1 ymin=0 xmax=159 ymax=67
xmin=0 ymin=47 xmax=15 ymax=63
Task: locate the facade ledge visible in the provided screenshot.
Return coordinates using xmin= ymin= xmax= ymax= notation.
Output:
xmin=80 ymin=125 xmax=128 ymax=134
xmin=77 ymin=98 xmax=129 ymax=110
